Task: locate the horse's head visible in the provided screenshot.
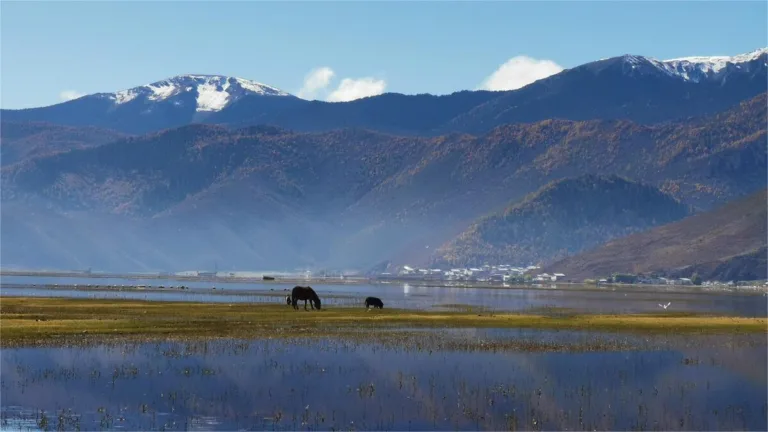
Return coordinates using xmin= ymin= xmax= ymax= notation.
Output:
xmin=286 ymin=295 xmax=292 ymax=305
xmin=314 ymin=297 xmax=322 ymax=310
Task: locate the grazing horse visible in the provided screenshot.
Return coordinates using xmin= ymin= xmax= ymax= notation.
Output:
xmin=365 ymin=296 xmax=384 ymax=309
xmin=291 ymin=286 xmax=322 ymax=311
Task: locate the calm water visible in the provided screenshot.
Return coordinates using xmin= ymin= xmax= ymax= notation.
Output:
xmin=2 ymin=275 xmax=766 ymax=316
xmin=1 ymin=332 xmax=766 ymax=431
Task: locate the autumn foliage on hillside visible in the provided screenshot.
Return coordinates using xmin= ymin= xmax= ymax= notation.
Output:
xmin=1 ymin=121 xmax=126 ymax=166
xmin=544 ymin=189 xmax=767 ymax=281
xmin=1 ymin=94 xmax=765 ymax=271
xmin=430 ymin=175 xmax=691 ymax=268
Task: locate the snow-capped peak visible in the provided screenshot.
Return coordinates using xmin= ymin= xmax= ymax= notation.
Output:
xmin=664 ymin=48 xmax=768 ymax=69
xmin=616 ymin=48 xmax=768 ymax=82
xmin=595 ymin=48 xmax=767 ymax=83
xmin=660 ymin=47 xmax=768 ymax=81
xmin=105 ymin=75 xmax=291 ymax=112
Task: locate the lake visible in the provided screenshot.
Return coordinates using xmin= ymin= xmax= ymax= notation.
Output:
xmin=1 ymin=331 xmax=766 ymax=431
xmin=1 ymin=275 xmax=766 ymax=316
xmin=2 ymin=275 xmax=767 ymax=430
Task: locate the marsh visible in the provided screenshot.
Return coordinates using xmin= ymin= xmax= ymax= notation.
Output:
xmin=1 ymin=277 xmax=766 ymax=431
xmin=1 ymin=331 xmax=766 ymax=431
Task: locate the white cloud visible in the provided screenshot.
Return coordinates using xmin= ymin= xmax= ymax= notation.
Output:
xmin=59 ymin=90 xmax=85 ymax=101
xmin=297 ymin=67 xmax=335 ymax=100
xmin=296 ymin=67 xmax=387 ymax=102
xmin=326 ymin=77 xmax=386 ymax=102
xmin=479 ymin=56 xmax=563 ymax=91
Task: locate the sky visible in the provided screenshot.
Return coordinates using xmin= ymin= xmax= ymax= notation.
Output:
xmin=1 ymin=1 xmax=766 ymax=109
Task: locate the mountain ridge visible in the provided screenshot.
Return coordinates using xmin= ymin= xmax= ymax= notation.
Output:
xmin=439 ymin=48 xmax=767 ymax=135
xmin=427 ymin=175 xmax=692 ymax=268
xmin=543 ymin=189 xmax=768 ymax=281
xmin=0 ymin=121 xmax=127 ymax=166
xmin=6 ymin=47 xmax=765 ymax=110
xmin=2 ymin=48 xmax=765 ymax=136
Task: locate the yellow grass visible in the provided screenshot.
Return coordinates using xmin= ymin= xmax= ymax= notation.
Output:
xmin=1 ymin=297 xmax=765 ymax=347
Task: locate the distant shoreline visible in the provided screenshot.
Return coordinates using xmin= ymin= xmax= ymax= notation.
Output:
xmin=1 ymin=269 xmax=766 ymax=296
xmin=0 ymin=269 xmax=368 ymax=285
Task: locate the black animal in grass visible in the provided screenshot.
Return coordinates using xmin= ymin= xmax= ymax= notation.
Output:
xmin=290 ymin=286 xmax=322 ymax=311
xmin=365 ymin=296 xmax=384 ymax=309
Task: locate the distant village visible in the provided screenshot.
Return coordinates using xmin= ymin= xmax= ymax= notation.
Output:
xmin=375 ymin=264 xmax=562 ymax=283
xmin=372 ymin=264 xmax=765 ymax=288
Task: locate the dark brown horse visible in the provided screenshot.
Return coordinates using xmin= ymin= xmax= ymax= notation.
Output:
xmin=365 ymin=296 xmax=384 ymax=309
xmin=291 ymin=286 xmax=322 ymax=311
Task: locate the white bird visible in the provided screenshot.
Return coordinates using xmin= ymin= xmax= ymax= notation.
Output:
xmin=658 ymin=302 xmax=671 ymax=309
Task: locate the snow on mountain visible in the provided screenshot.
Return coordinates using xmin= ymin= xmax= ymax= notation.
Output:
xmin=598 ymin=48 xmax=767 ymax=83
xmin=661 ymin=47 xmax=768 ymax=82
xmin=101 ymin=75 xmax=292 ymax=112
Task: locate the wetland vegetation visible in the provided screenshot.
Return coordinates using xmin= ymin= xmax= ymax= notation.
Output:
xmin=2 ymin=297 xmax=766 ymax=348
xmin=1 ymin=292 xmax=766 ymax=431
xmin=1 ymin=333 xmax=766 ymax=431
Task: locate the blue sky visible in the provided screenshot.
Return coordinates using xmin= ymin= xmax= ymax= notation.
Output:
xmin=1 ymin=1 xmax=766 ymax=108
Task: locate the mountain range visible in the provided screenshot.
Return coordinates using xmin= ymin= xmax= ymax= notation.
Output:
xmin=1 ymin=48 xmax=766 ymax=273
xmin=3 ymin=48 xmax=766 ymax=136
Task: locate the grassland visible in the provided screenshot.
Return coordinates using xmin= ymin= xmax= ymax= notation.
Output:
xmin=2 ymin=297 xmax=766 ymax=348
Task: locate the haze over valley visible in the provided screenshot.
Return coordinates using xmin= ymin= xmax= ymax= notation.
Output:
xmin=1 ymin=47 xmax=767 ymax=276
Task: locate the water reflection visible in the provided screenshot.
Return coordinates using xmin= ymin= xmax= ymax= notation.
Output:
xmin=1 ymin=332 xmax=766 ymax=431
xmin=1 ymin=275 xmax=766 ymax=316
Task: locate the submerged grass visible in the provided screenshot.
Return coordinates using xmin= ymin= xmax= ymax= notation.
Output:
xmin=1 ymin=296 xmax=766 ymax=348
